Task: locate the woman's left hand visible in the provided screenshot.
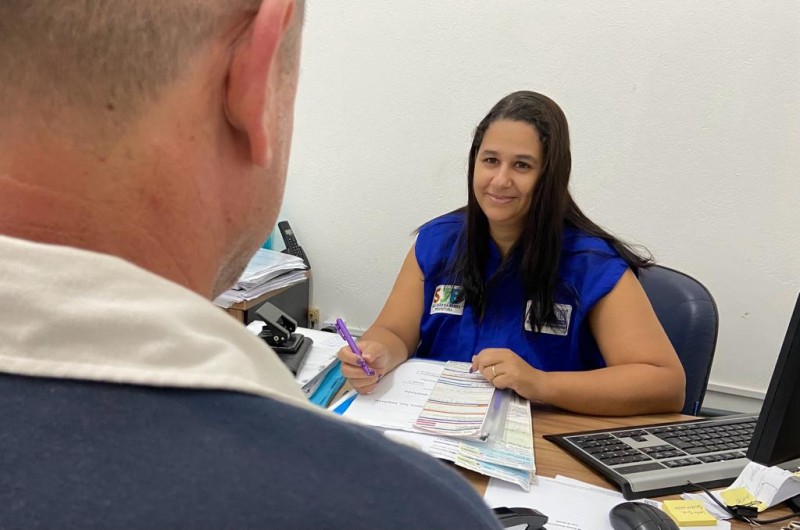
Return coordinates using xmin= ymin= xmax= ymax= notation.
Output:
xmin=471 ymin=348 xmax=541 ymax=396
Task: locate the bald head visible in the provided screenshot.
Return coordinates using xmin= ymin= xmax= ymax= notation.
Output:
xmin=0 ymin=0 xmax=302 ymax=125
xmin=0 ymin=0 xmax=305 ymax=298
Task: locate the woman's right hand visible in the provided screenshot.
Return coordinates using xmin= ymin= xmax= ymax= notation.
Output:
xmin=337 ymin=340 xmax=391 ymax=394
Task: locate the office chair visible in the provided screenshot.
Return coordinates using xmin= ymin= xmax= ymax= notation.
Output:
xmin=638 ymin=265 xmax=719 ymax=416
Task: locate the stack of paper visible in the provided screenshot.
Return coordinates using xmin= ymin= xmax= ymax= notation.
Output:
xmin=332 ymin=359 xmax=536 ymax=490
xmin=213 ymin=248 xmax=307 ymax=308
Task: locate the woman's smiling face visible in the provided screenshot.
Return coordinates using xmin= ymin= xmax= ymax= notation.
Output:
xmin=472 ymin=119 xmax=543 ymax=236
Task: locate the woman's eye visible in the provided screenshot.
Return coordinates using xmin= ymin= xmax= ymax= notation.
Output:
xmin=514 ymin=161 xmax=532 ymax=170
xmin=483 ymin=157 xmax=498 ymax=165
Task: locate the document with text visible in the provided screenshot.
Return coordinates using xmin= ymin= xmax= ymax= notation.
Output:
xmin=340 ymin=359 xmax=535 ymax=489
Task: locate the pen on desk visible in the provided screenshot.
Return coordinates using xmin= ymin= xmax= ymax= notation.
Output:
xmin=335 ymin=318 xmax=375 ymax=376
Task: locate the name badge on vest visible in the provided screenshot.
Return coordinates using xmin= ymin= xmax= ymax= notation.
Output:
xmin=524 ymin=301 xmax=572 ymax=336
xmin=431 ymin=285 xmax=466 ymax=315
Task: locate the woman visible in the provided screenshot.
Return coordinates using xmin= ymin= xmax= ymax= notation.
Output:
xmin=338 ymin=91 xmax=685 ymax=416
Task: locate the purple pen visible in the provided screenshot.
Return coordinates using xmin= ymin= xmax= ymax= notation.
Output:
xmin=335 ymin=318 xmax=375 ymax=376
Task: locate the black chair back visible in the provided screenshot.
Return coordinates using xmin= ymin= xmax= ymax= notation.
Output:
xmin=638 ymin=265 xmax=719 ymax=416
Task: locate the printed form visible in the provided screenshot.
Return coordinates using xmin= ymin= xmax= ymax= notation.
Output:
xmin=341 ymin=359 xmax=535 ymax=489
xmin=414 ymin=362 xmax=497 ymax=439
xmin=342 ymin=359 xmax=445 ymax=431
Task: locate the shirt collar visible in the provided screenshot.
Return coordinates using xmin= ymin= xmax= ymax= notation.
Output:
xmin=0 ymin=234 xmax=315 ymax=412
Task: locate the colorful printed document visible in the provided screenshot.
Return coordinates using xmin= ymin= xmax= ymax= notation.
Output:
xmin=388 ymin=392 xmax=535 ymax=489
xmin=414 ymin=361 xmax=497 ymax=439
xmin=339 ymin=359 xmax=535 ymax=489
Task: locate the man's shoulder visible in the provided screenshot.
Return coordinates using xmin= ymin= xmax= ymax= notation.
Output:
xmin=0 ymin=375 xmax=500 ymax=530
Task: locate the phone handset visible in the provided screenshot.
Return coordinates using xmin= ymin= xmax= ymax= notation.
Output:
xmin=277 ymin=221 xmax=310 ymax=269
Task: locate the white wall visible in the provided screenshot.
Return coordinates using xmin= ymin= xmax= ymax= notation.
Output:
xmin=281 ymin=1 xmax=800 ymax=402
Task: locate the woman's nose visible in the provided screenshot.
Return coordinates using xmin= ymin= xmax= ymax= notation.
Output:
xmin=492 ymin=164 xmax=512 ymax=186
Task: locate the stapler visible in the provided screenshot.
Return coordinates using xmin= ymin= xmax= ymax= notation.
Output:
xmin=492 ymin=506 xmax=548 ymax=530
xmin=255 ymin=302 xmax=312 ymax=374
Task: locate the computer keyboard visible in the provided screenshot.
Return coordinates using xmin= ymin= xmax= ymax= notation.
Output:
xmin=545 ymin=414 xmax=758 ymax=499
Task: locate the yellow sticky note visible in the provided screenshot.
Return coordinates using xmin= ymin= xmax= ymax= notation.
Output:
xmin=720 ymin=487 xmax=767 ymax=512
xmin=662 ymin=500 xmax=717 ymax=527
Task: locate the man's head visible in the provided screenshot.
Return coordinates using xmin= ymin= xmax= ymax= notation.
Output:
xmin=0 ymin=0 xmax=304 ymax=297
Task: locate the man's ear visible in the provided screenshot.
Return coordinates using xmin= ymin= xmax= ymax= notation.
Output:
xmin=225 ymin=0 xmax=296 ymax=167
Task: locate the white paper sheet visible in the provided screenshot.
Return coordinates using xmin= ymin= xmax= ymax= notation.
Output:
xmin=484 ymin=476 xmax=730 ymax=530
xmin=342 ymin=359 xmax=444 ymax=431
xmin=729 ymin=461 xmax=800 ymax=508
xmin=683 ymin=461 xmax=800 ymax=518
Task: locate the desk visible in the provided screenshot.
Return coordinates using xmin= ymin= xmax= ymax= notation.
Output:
xmin=459 ymin=407 xmax=792 ymax=529
xmin=225 ymin=271 xmax=310 ymax=325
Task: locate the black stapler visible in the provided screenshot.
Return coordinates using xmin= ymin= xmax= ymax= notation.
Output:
xmin=255 ymin=302 xmax=312 ymax=374
xmin=492 ymin=507 xmax=548 ymax=530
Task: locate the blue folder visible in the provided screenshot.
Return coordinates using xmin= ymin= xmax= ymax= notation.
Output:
xmin=309 ymin=361 xmax=346 ymax=407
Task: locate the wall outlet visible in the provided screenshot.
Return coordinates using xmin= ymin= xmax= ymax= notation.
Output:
xmin=308 ymin=307 xmax=320 ymax=329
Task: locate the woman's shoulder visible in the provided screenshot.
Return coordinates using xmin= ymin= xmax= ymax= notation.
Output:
xmin=415 ymin=211 xmax=465 ymax=275
xmin=561 ymin=224 xmax=621 ymax=258
xmin=418 ymin=210 xmax=465 ymax=238
xmin=560 ymin=225 xmax=630 ymax=310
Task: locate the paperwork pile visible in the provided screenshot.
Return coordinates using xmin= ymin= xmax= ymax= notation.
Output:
xmin=214 ymin=248 xmax=307 ymax=308
xmin=331 ymin=360 xmax=536 ymax=490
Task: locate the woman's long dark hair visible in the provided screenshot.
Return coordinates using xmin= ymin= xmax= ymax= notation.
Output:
xmin=452 ymin=91 xmax=652 ymax=329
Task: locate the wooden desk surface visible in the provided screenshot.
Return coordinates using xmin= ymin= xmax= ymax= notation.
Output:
xmin=459 ymin=407 xmax=792 ymax=529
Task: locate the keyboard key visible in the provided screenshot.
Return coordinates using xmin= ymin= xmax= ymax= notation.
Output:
xmin=642 ymin=445 xmax=673 ymax=454
xmin=615 ymin=462 xmax=667 ymax=475
xmin=616 ymin=430 xmax=648 ymax=438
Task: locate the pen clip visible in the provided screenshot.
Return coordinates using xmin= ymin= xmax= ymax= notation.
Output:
xmin=334 ymin=321 xmax=345 ymax=340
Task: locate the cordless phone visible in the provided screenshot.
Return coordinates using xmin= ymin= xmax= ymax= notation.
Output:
xmin=277 ymin=221 xmax=310 ymax=269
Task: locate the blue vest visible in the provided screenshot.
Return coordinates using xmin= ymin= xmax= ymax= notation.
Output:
xmin=415 ymin=212 xmax=628 ymax=372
